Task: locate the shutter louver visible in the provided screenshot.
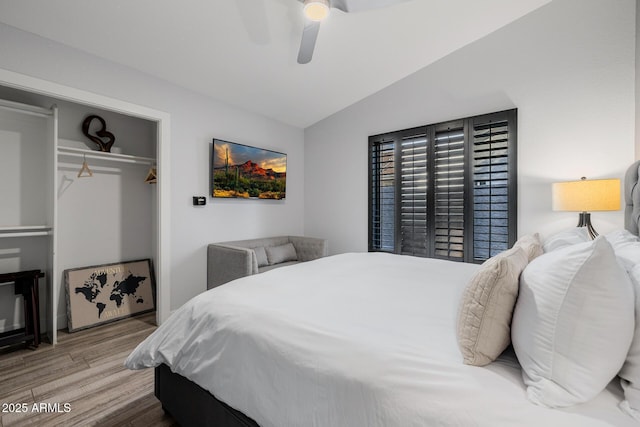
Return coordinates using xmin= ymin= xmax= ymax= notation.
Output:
xmin=399 ymin=131 xmax=428 ymax=256
xmin=472 ymin=119 xmax=511 ymax=261
xmin=370 ymin=140 xmax=396 ymax=252
xmin=433 ymin=125 xmax=465 ymax=260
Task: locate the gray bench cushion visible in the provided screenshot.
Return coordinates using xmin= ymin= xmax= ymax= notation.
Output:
xmin=259 ymin=261 xmax=299 ymax=273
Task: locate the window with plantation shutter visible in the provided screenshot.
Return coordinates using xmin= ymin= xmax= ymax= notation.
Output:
xmin=368 ymin=109 xmax=516 ymax=263
xmin=399 ymin=128 xmax=429 ymax=256
xmin=471 ymin=113 xmax=516 ymax=261
xmin=369 ymin=139 xmax=396 ymax=252
xmin=433 ymin=121 xmax=466 ymax=260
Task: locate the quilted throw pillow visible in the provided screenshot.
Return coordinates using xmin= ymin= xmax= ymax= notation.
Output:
xmin=457 ymin=246 xmax=529 ymax=366
xmin=513 ymin=233 xmax=543 ymax=262
xmin=512 ymin=237 xmax=634 ymax=408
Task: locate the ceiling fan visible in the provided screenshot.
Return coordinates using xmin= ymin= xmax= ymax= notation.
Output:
xmin=297 ymin=0 xmax=411 ymax=64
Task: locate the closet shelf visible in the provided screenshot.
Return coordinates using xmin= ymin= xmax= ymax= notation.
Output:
xmin=57 ymin=146 xmax=155 ymax=165
xmin=0 ymin=99 xmax=53 ymax=118
xmin=0 ymin=226 xmax=52 ymax=238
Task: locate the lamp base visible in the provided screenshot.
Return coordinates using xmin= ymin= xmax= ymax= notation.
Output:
xmin=577 ymin=212 xmax=598 ymax=239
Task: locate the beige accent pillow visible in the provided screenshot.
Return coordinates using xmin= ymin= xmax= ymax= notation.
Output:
xmin=513 ymin=233 xmax=543 ymax=262
xmin=457 ymin=247 xmax=529 ymax=366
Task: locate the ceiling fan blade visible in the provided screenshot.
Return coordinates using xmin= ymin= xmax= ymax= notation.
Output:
xmin=297 ymin=20 xmax=321 ymax=64
xmin=332 ymin=0 xmax=411 ymax=13
xmin=235 ymin=0 xmax=270 ymax=45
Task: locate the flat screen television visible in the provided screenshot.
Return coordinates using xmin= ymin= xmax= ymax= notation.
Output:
xmin=211 ymin=139 xmax=287 ymax=199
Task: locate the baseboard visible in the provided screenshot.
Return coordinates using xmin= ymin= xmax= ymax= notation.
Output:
xmin=57 ymin=312 xmax=68 ymax=331
xmin=0 ymin=321 xmax=24 ymax=334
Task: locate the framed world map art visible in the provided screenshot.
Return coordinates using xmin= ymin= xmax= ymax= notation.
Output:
xmin=65 ymin=259 xmax=155 ymax=332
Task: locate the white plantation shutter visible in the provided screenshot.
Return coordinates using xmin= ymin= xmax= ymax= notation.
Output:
xmin=369 ymin=109 xmax=516 ymax=263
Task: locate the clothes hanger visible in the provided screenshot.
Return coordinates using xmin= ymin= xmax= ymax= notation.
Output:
xmin=77 ymin=154 xmax=93 ymax=178
xmin=144 ymin=164 xmax=157 ymax=184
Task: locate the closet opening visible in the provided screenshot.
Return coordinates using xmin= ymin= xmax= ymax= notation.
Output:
xmin=0 ymin=70 xmax=170 ymax=345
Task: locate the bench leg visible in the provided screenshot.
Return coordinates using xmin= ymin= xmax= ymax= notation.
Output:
xmin=29 ymin=277 xmax=40 ymax=347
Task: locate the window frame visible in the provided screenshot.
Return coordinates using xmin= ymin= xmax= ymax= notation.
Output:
xmin=368 ymin=109 xmax=517 ymax=263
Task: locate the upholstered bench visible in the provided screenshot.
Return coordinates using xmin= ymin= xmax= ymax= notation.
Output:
xmin=207 ymin=236 xmax=328 ymax=289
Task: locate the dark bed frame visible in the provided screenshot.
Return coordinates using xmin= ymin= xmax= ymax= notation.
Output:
xmin=155 ymin=160 xmax=640 ymax=427
xmin=155 ymin=364 xmax=258 ymax=427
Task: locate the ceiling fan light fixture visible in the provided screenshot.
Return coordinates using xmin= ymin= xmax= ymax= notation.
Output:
xmin=304 ymin=0 xmax=330 ymax=21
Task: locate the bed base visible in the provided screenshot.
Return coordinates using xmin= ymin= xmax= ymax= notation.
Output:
xmin=155 ymin=364 xmax=259 ymax=427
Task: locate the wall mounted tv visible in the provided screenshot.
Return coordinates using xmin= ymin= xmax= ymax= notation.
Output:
xmin=211 ymin=139 xmax=287 ymax=199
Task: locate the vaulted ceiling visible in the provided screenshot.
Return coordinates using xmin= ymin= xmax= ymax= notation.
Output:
xmin=0 ymin=0 xmax=551 ymax=128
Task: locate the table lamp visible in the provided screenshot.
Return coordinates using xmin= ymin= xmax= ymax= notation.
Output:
xmin=552 ymin=177 xmax=621 ymax=239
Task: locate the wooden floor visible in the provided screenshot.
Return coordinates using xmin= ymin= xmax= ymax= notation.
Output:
xmin=0 ymin=313 xmax=178 ymax=427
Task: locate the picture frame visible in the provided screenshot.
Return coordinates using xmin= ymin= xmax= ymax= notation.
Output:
xmin=65 ymin=259 xmax=155 ymax=332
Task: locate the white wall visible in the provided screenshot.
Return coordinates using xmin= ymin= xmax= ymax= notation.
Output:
xmin=0 ymin=23 xmax=305 ymax=312
xmin=305 ymin=0 xmax=636 ymax=255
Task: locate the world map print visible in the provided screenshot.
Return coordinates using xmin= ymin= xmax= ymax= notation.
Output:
xmin=75 ymin=271 xmax=147 ymax=318
xmin=66 ymin=260 xmax=154 ymax=331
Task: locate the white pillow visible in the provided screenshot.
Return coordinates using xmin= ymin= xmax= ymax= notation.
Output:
xmin=605 ymin=230 xmax=640 ymax=272
xmin=605 ymin=229 xmax=640 ymax=246
xmin=620 ymin=263 xmax=640 ymax=420
xmin=607 ymin=231 xmax=640 ymax=419
xmin=542 ymin=227 xmax=590 ymax=252
xmin=511 ymin=237 xmax=635 ymax=408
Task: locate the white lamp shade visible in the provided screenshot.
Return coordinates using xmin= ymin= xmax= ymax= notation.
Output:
xmin=552 ymin=179 xmax=621 ymax=212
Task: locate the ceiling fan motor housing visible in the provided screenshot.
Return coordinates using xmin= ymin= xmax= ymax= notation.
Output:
xmin=303 ymin=0 xmax=331 ymax=21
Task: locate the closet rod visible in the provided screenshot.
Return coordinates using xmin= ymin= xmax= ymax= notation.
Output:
xmin=0 ymin=231 xmax=51 ymax=238
xmin=58 ymin=150 xmax=155 ymax=165
xmin=0 ymin=99 xmax=53 ymax=118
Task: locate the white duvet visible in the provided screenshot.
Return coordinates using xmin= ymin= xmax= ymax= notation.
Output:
xmin=126 ymin=253 xmax=636 ymax=426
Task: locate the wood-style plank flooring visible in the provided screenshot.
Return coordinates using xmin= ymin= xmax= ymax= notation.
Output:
xmin=0 ymin=312 xmax=178 ymax=427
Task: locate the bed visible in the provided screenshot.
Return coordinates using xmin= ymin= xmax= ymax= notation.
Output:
xmin=126 ymin=160 xmax=640 ymax=427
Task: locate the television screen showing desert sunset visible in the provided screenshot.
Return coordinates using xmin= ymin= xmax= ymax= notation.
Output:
xmin=212 ymin=139 xmax=287 ymax=199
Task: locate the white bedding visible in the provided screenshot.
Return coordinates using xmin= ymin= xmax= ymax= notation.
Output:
xmin=126 ymin=252 xmax=636 ymax=426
